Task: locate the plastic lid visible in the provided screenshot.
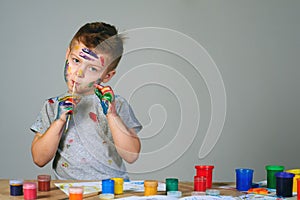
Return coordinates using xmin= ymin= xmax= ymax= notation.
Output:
xmin=69 ymin=186 xmax=84 ymax=194
xmin=37 ymin=174 xmax=51 ymax=181
xmin=9 ymin=179 xmax=23 ymax=185
xmin=111 ymin=177 xmax=124 ymax=184
xmin=144 ymin=180 xmax=158 ymax=187
xmin=206 ymin=189 xmax=220 ymax=196
xmin=195 ymin=165 xmax=214 ymax=170
xmin=235 ymin=168 xmax=254 ymax=173
xmin=102 ymin=179 xmax=114 ymax=185
xmin=248 ymin=188 xmax=268 ymax=195
xmin=265 ymin=165 xmax=284 ymax=171
xmin=23 ymin=182 xmax=37 ymax=189
xmin=99 ymin=193 xmax=115 ymax=199
xmin=275 ymin=172 xmax=295 ymax=179
xmin=285 ymin=169 xmax=300 ymax=175
xmin=191 ymin=191 xmax=206 ymax=196
xmin=167 ymin=191 xmax=182 ymax=198
xmin=166 ymin=178 xmax=178 ymax=183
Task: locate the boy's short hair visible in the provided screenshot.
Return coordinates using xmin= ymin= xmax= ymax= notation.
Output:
xmin=69 ymin=22 xmax=124 ymax=71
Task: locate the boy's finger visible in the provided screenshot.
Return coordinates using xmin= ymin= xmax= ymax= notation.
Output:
xmin=94 ymin=88 xmax=103 ymax=98
xmin=94 ymin=84 xmax=104 ymax=90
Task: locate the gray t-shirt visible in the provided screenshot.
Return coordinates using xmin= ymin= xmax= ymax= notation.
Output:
xmin=30 ymin=93 xmax=142 ymax=180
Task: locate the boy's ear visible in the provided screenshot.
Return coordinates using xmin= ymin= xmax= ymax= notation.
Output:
xmin=101 ymin=70 xmax=116 ymax=83
xmin=65 ymin=48 xmax=70 ymax=60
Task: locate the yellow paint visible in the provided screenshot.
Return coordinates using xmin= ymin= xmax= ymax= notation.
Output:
xmin=285 ymin=169 xmax=300 ymax=192
xmin=77 ymin=69 xmax=83 ymax=76
xmin=111 ymin=178 xmax=124 ymax=194
xmin=144 ymin=180 xmax=158 ymax=196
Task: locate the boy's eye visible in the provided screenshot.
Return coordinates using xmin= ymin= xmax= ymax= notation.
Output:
xmin=72 ymin=58 xmax=80 ymax=64
xmin=89 ymin=66 xmax=98 ymax=72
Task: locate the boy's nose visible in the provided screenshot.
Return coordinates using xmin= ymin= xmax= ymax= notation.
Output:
xmin=76 ymin=68 xmax=84 ymax=77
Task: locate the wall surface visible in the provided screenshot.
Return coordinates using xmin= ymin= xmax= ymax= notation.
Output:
xmin=0 ymin=0 xmax=299 ymax=182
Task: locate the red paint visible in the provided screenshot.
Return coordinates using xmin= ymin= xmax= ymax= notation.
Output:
xmin=195 ymin=165 xmax=214 ymax=188
xmin=38 ymin=175 xmax=51 ymax=191
xmin=194 ymin=176 xmax=206 ymax=192
xmin=297 ymin=178 xmax=300 ymax=200
xmin=100 ymin=56 xmax=105 ymax=66
xmin=89 ymin=112 xmax=98 ymax=122
xmin=48 ymin=99 xmax=54 ymax=104
xmin=23 ymin=182 xmax=37 ymax=200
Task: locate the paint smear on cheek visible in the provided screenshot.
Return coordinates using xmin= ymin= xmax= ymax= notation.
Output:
xmin=100 ymin=56 xmax=105 ymax=67
xmin=88 ymin=81 xmax=94 ymax=88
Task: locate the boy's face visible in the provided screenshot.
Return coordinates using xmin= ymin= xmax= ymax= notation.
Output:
xmin=64 ymin=42 xmax=112 ymax=95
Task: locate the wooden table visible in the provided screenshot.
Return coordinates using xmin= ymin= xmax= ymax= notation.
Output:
xmin=0 ymin=179 xmax=244 ymax=199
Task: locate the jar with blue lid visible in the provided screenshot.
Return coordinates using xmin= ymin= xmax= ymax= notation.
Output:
xmin=9 ymin=179 xmax=23 ymax=196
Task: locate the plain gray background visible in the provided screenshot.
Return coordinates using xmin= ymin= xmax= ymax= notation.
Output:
xmin=0 ymin=0 xmax=299 ymax=182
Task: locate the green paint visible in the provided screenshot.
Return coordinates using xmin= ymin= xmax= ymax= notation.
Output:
xmin=88 ymin=81 xmax=94 ymax=88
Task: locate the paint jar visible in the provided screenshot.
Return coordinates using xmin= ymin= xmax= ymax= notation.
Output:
xmin=144 ymin=180 xmax=158 ymax=196
xmin=275 ymin=172 xmax=295 ymax=197
xmin=297 ymin=178 xmax=300 ymax=200
xmin=69 ymin=186 xmax=83 ymax=200
xmin=265 ymin=165 xmax=284 ymax=189
xmin=23 ymin=182 xmax=37 ymax=200
xmin=235 ymin=168 xmax=254 ymax=191
xmin=111 ymin=177 xmax=124 ymax=195
xmin=102 ymin=179 xmax=115 ymax=194
xmin=195 ymin=165 xmax=214 ymax=188
xmin=166 ymin=178 xmax=178 ymax=192
xmin=194 ymin=176 xmax=206 ymax=192
xmin=37 ymin=174 xmax=51 ymax=191
xmin=9 ymin=179 xmax=23 ymax=196
xmin=285 ymin=169 xmax=300 ymax=193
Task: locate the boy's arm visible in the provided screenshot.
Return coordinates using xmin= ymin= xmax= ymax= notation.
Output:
xmin=95 ymin=84 xmax=141 ymax=163
xmin=31 ymin=118 xmax=66 ymax=167
xmin=31 ymin=97 xmax=74 ymax=167
xmin=107 ymin=112 xmax=141 ymax=163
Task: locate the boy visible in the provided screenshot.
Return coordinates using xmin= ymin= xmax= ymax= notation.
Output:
xmin=30 ymin=22 xmax=142 ymax=180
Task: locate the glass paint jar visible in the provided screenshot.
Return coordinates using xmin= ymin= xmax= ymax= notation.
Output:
xmin=102 ymin=179 xmax=115 ymax=194
xmin=166 ymin=178 xmax=178 ymax=192
xmin=195 ymin=165 xmax=214 ymax=188
xmin=285 ymin=169 xmax=300 ymax=193
xmin=37 ymin=174 xmax=51 ymax=191
xmin=144 ymin=180 xmax=158 ymax=196
xmin=194 ymin=176 xmax=206 ymax=192
xmin=111 ymin=177 xmax=124 ymax=195
xmin=265 ymin=165 xmax=284 ymax=189
xmin=69 ymin=186 xmax=83 ymax=200
xmin=297 ymin=178 xmax=300 ymax=200
xmin=23 ymin=182 xmax=37 ymax=200
xmin=275 ymin=172 xmax=295 ymax=197
xmin=9 ymin=179 xmax=23 ymax=196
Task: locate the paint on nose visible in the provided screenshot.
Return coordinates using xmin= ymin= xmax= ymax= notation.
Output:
xmin=77 ymin=68 xmax=83 ymax=76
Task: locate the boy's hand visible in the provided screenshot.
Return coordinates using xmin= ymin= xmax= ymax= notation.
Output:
xmin=56 ymin=96 xmax=77 ymax=122
xmin=94 ymin=85 xmax=116 ymax=115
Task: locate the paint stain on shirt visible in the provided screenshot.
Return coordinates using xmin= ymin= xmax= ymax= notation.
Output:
xmin=89 ymin=112 xmax=98 ymax=122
